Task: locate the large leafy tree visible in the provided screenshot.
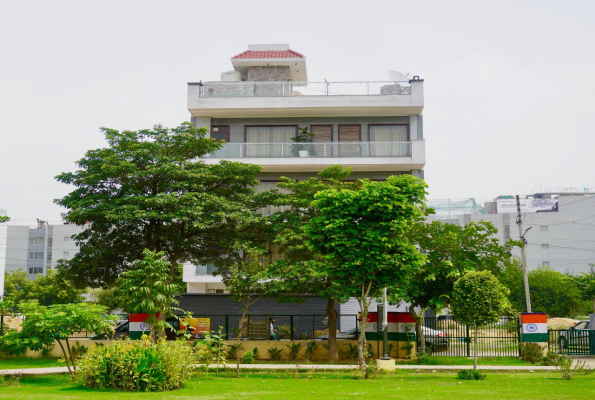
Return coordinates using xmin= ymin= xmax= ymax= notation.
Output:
xmin=450 ymin=270 xmax=510 ymax=371
xmin=304 ymin=175 xmax=428 ymax=373
xmin=55 ymin=123 xmax=271 ymax=287
xmin=397 ymin=220 xmax=512 ymax=354
xmin=262 ymin=165 xmax=362 ymax=361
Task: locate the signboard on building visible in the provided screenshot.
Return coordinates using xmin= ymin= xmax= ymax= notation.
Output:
xmin=497 ymin=198 xmax=558 ymax=214
xmin=180 ymin=317 xmax=211 ymax=336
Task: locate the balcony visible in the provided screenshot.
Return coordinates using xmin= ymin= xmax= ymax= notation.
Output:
xmin=203 ymin=140 xmax=425 ymax=172
xmin=188 ymin=80 xmax=424 ymax=118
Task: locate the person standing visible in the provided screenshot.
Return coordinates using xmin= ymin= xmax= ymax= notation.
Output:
xmin=269 ymin=317 xmax=278 ymax=340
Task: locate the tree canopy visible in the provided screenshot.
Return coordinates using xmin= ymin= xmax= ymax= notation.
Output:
xmin=55 ymin=122 xmax=272 ymax=287
xmin=3 ymin=270 xmax=84 ymax=306
xmin=304 ymin=174 xmax=428 ymax=371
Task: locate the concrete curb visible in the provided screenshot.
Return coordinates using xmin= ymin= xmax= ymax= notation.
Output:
xmin=0 ymin=363 xmax=556 ymax=376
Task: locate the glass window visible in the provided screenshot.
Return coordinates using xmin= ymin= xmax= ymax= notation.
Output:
xmin=64 ymin=236 xmax=71 ymax=241
xmin=369 ymin=125 xmax=409 ymax=156
xmin=28 ymin=267 xmax=43 ymax=274
xmin=29 ymin=237 xmax=44 ymax=245
xmin=63 ymin=251 xmax=70 ymax=258
xmin=29 ymin=252 xmax=44 ymax=260
xmin=245 ymin=126 xmax=296 ymax=157
xmin=540 ymin=226 xmax=548 ymax=232
xmin=542 ymin=261 xmax=550 ymax=267
xmin=541 ymin=244 xmax=549 ymax=250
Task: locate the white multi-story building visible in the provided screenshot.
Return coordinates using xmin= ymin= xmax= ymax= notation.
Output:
xmin=428 ymin=194 xmax=595 ymax=274
xmin=0 ymin=220 xmax=86 ymax=296
xmin=183 ymin=44 xmax=426 ymax=294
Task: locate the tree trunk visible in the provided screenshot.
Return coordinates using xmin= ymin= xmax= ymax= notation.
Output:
xmin=473 ymin=323 xmax=478 ymax=371
xmin=409 ymin=305 xmax=425 ymax=355
xmin=327 ymin=298 xmax=339 ymax=362
xmin=357 ymin=298 xmax=369 ymax=377
xmin=65 ymin=338 xmax=77 ymax=369
xmin=56 ymin=339 xmax=74 ymax=379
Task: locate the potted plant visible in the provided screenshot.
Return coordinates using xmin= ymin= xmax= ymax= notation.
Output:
xmin=291 ymin=127 xmax=317 ymax=157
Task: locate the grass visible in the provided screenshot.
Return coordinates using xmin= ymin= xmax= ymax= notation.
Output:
xmin=1 ymin=371 xmax=594 ymax=399
xmin=0 ymin=358 xmax=63 ymax=369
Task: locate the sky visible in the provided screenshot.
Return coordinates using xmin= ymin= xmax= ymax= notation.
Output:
xmin=1 ymin=0 xmax=594 ymax=224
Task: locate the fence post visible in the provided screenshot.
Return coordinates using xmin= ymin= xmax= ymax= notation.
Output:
xmin=225 ymin=315 xmax=229 ymax=340
xmin=290 ymin=316 xmax=294 ymax=340
xmin=466 ymin=324 xmax=470 ymax=358
xmin=265 ymin=313 xmax=270 ymax=340
xmin=312 ymin=315 xmax=315 ymax=340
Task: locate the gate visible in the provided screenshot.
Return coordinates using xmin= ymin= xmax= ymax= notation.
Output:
xmin=423 ymin=317 xmax=521 ymax=357
xmin=549 ymin=329 xmax=595 ymax=355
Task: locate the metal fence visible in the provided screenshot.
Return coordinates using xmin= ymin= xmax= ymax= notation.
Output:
xmin=185 ymin=314 xmax=359 ymax=341
xmin=421 ymin=317 xmax=521 ymax=357
xmin=549 ymin=329 xmax=595 ymax=355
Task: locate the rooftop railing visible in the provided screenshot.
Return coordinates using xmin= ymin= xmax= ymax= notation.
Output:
xmin=205 ymin=141 xmax=412 ymax=158
xmin=197 ymin=81 xmax=412 ymax=98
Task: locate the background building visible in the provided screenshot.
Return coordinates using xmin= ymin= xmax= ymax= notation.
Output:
xmin=183 ymin=44 xmax=426 ymax=294
xmin=428 ymin=193 xmax=595 ymax=273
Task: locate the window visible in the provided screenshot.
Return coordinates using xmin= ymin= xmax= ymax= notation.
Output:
xmin=63 ymin=251 xmax=70 ymax=258
xmin=540 ymin=226 xmax=548 ymax=232
xmin=254 ymin=181 xmax=291 ymax=216
xmin=541 ymin=244 xmax=549 ymax=250
xmin=543 ymin=261 xmax=550 ymax=267
xmin=29 ymin=237 xmax=44 ymax=245
xmin=245 ymin=126 xmax=297 ymax=157
xmin=369 ymin=125 xmax=409 ymax=156
xmin=28 ymin=267 xmax=43 ymax=274
xmin=207 ymin=289 xmax=224 ymax=294
xmin=64 ymin=236 xmax=71 ymax=241
xmin=29 ymin=252 xmax=44 ymax=260
xmin=211 ymin=125 xmax=230 ymax=142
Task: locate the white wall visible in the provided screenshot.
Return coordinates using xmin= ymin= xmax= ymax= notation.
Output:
xmin=0 ymin=225 xmax=7 ymax=297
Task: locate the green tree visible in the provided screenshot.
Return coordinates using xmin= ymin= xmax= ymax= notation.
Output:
xmin=0 ymin=302 xmax=116 ymax=379
xmin=500 ymin=262 xmax=589 ymax=318
xmin=304 ymin=175 xmax=428 ymax=373
xmin=262 ymin=165 xmax=362 ymax=361
xmin=399 ymin=220 xmax=512 ymax=354
xmin=3 ymin=270 xmax=84 ymax=306
xmin=55 ymin=122 xmax=272 ymax=288
xmin=574 ymin=264 xmax=595 ymax=314
xmin=118 ymin=249 xmax=181 ymax=342
xmin=0 ymin=215 xmax=9 ymax=223
xmin=450 ymin=270 xmax=510 ymax=371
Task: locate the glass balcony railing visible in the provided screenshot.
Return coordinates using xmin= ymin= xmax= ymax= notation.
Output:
xmin=199 ymin=81 xmax=412 ymax=98
xmin=205 ymin=142 xmax=412 ymax=158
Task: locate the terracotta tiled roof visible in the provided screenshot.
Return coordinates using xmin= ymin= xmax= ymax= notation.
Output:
xmin=232 ymin=49 xmax=305 ymax=59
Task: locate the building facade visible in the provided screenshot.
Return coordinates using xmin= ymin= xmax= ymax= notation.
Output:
xmin=428 ymin=194 xmax=595 ymax=274
xmin=183 ymin=44 xmax=426 ymax=294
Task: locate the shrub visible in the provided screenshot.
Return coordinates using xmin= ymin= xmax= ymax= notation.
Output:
xmin=520 ymin=343 xmax=544 ymax=365
xmin=417 ymin=354 xmax=431 ymax=365
xmin=550 ymin=355 xmax=593 ymax=380
xmin=457 ymin=369 xmax=486 ymax=380
xmin=339 ymin=343 xmax=359 ymax=360
xmin=268 ymin=347 xmax=282 ymax=360
xmin=278 ymin=325 xmax=295 ymax=339
xmin=77 ymin=338 xmax=196 ymax=392
xmin=543 ymin=351 xmax=564 ymax=366
xmin=241 ymin=350 xmax=255 ymax=364
xmin=286 ymin=342 xmax=303 ymax=360
xmin=228 ymin=343 xmax=243 ymax=359
xmin=305 ymin=341 xmax=318 ymax=360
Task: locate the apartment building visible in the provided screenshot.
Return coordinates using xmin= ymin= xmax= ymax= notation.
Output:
xmin=0 ymin=220 xmax=86 ymax=295
xmin=183 ymin=44 xmax=426 ymax=294
xmin=428 ymin=194 xmax=595 ymax=274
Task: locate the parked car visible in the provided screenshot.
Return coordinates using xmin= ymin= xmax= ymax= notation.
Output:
xmin=91 ymin=319 xmax=181 ymax=340
xmin=315 ymin=325 xmax=449 ymax=349
xmin=558 ymin=320 xmax=590 ymax=349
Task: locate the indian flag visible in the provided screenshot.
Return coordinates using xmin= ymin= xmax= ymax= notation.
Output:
xmin=129 ymin=313 xmax=154 ymax=339
xmin=520 ymin=313 xmax=548 ymax=342
xmin=364 ymin=312 xmax=416 ymax=341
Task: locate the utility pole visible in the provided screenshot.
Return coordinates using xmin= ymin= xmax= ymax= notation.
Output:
xmin=516 ymin=195 xmax=532 ymax=312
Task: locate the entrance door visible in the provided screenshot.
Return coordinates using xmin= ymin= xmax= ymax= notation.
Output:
xmin=338 ymin=125 xmax=361 ymax=157
xmin=211 ymin=126 xmax=230 ymax=141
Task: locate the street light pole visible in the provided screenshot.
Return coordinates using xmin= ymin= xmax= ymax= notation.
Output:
xmin=516 ymin=195 xmax=532 ymax=313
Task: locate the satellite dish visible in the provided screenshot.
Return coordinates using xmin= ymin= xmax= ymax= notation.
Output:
xmin=387 ymin=70 xmax=410 ymax=82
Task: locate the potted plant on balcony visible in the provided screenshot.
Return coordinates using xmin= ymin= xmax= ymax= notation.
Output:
xmin=291 ymin=127 xmax=317 ymax=157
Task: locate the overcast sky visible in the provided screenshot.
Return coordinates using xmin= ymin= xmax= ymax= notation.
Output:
xmin=1 ymin=0 xmax=594 ymax=224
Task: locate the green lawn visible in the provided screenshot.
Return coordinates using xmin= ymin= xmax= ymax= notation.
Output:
xmin=0 ymin=358 xmax=63 ymax=369
xmin=395 ymin=356 xmax=533 ymax=366
xmin=1 ymin=371 xmax=594 ymax=399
